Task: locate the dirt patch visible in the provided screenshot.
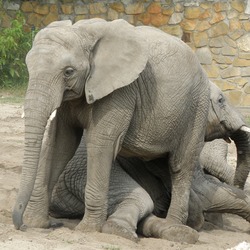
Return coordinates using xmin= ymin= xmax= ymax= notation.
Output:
xmin=0 ymin=103 xmax=250 ymax=250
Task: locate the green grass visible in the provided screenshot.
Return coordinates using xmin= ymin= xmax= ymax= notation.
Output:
xmin=0 ymin=84 xmax=27 ymax=104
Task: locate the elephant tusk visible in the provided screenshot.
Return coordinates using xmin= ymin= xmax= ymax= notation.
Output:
xmin=49 ymin=109 xmax=57 ymax=121
xmin=45 ymin=109 xmax=57 ymax=136
xmin=240 ymin=125 xmax=250 ymax=133
xmin=21 ymin=112 xmax=25 ymax=119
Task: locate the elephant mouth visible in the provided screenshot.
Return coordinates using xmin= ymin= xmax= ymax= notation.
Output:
xmin=206 ymin=123 xmax=250 ymax=143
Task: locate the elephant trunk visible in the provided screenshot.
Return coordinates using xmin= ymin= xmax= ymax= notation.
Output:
xmin=12 ymin=83 xmax=60 ymax=229
xmin=231 ymin=129 xmax=250 ymax=189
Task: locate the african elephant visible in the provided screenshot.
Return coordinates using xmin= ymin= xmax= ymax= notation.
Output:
xmin=49 ymin=136 xmax=250 ymax=243
xmin=204 ymin=82 xmax=250 ymax=189
xmin=13 ymin=18 xmax=250 ymax=240
xmin=32 ymin=80 xmax=250 ymax=244
xmin=13 ymin=18 xmax=211 ymax=239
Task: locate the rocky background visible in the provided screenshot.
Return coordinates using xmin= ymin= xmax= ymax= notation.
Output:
xmin=1 ymin=0 xmax=250 ymax=106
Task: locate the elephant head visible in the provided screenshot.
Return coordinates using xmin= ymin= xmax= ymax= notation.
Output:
xmin=12 ymin=19 xmax=148 ymax=229
xmin=205 ymin=81 xmax=250 ymax=189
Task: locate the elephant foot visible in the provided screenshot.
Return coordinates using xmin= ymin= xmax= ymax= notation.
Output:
xmin=24 ymin=213 xmax=63 ymax=229
xmin=26 ymin=218 xmax=63 ymax=229
xmin=75 ymin=219 xmax=102 ymax=233
xmin=138 ymin=214 xmax=199 ymax=244
xmin=102 ymin=220 xmax=138 ymax=242
xmin=160 ymin=224 xmax=199 ymax=244
xmin=25 ymin=214 xmax=50 ymax=228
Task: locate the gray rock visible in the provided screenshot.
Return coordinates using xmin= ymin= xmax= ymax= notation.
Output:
xmin=168 ymin=13 xmax=183 ymax=25
xmin=3 ymin=0 xmax=20 ymax=11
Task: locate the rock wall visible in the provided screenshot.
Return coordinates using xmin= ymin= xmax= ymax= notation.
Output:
xmin=1 ymin=0 xmax=250 ymax=106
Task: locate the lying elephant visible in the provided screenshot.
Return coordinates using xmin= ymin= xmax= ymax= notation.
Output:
xmin=49 ymin=136 xmax=250 ymax=243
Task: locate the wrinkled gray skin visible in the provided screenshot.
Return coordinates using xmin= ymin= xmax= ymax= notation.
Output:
xmin=49 ymin=136 xmax=250 ymax=243
xmin=13 ymin=18 xmax=250 ymax=241
xmin=201 ymin=132 xmax=250 ymax=189
xmin=200 ymin=139 xmax=235 ymax=185
xmin=13 ymin=19 xmax=211 ymax=238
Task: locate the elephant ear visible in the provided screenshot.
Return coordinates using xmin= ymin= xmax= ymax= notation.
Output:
xmin=75 ymin=19 xmax=149 ymax=104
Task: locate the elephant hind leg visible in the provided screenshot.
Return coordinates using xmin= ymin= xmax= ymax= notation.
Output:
xmin=203 ymin=213 xmax=224 ymax=229
xmin=102 ymin=184 xmax=154 ymax=242
xmin=102 ymin=198 xmax=153 ymax=242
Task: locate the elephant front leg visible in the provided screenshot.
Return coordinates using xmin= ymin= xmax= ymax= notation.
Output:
xmin=167 ymin=163 xmax=194 ymax=225
xmin=75 ymin=146 xmax=114 ymax=232
xmin=162 ymin=143 xmax=203 ymax=242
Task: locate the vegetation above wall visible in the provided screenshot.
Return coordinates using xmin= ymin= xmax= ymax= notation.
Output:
xmin=0 ymin=12 xmax=35 ymax=88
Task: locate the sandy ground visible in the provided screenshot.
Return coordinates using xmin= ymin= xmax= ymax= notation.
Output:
xmin=0 ymin=103 xmax=250 ymax=250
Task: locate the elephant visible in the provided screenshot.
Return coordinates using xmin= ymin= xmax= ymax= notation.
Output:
xmin=27 ymin=79 xmax=250 ymax=244
xmin=48 ymin=135 xmax=250 ymax=243
xmin=204 ymin=83 xmax=250 ymax=189
xmin=12 ymin=18 xmax=250 ymax=241
xmin=13 ymin=18 xmax=211 ymax=238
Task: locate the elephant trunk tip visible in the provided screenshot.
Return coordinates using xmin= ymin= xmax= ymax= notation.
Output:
xmin=240 ymin=125 xmax=250 ymax=133
xmin=12 ymin=202 xmax=25 ymax=230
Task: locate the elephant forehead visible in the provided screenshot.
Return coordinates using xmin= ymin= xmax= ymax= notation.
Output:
xmin=209 ymin=81 xmax=222 ymax=99
xmin=34 ymin=27 xmax=79 ymax=49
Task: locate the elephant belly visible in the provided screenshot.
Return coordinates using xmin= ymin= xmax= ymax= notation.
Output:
xmin=121 ymin=113 xmax=181 ymax=160
xmin=120 ymin=59 xmax=202 ymax=160
xmin=121 ymin=88 xmax=197 ymax=160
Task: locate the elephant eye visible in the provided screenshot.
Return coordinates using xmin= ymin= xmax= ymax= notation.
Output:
xmin=218 ymin=94 xmax=224 ymax=105
xmin=64 ymin=67 xmax=74 ymax=78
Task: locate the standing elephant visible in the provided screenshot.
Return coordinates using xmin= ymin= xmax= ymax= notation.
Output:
xmin=49 ymin=135 xmax=250 ymax=243
xmin=13 ymin=18 xmax=211 ymax=239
